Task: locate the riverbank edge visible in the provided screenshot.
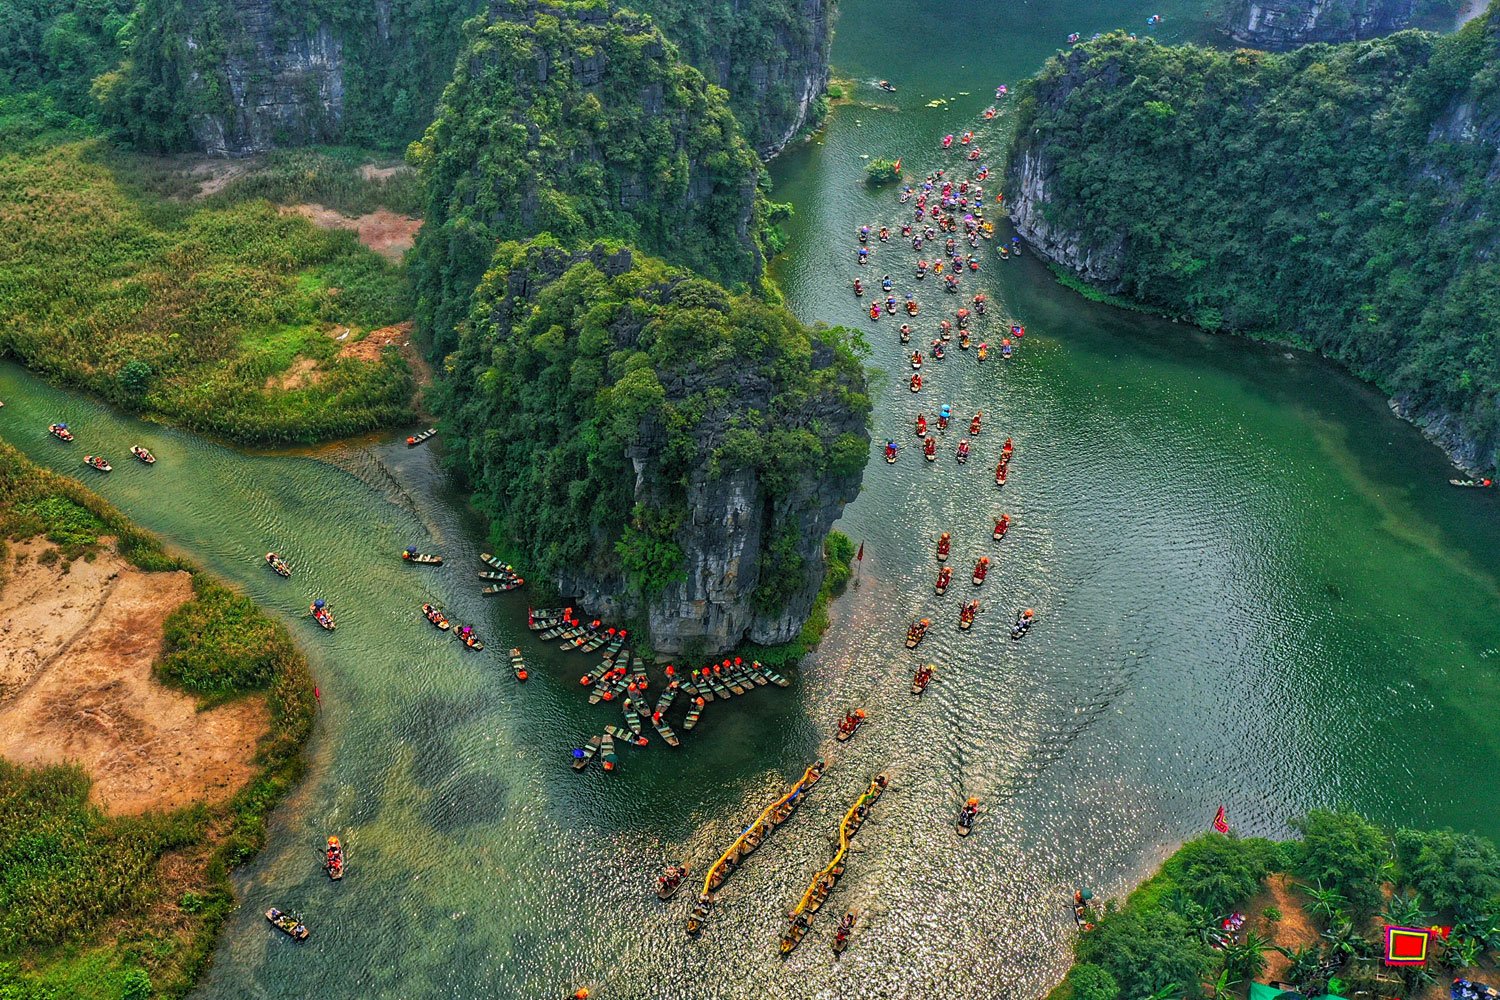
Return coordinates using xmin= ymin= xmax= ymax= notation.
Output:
xmin=0 ymin=440 xmax=317 ymax=998
xmin=1040 ymin=263 xmax=1495 ymax=475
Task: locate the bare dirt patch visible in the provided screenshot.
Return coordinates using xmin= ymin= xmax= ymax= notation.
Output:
xmin=338 ymin=321 xmax=413 ymax=363
xmin=0 ymin=539 xmax=267 ymax=815
xmin=265 ymin=355 xmax=323 ymax=391
xmin=1251 ymin=874 xmax=1321 ymax=982
xmin=187 ymin=159 xmax=255 ymax=199
xmin=281 ymin=203 xmax=422 ymax=262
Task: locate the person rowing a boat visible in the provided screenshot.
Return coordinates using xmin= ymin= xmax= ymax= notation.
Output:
xmin=936 ymin=533 xmax=951 ymax=561
xmin=956 ymin=439 xmax=970 ymax=463
xmin=900 ymin=323 xmax=912 ymax=343
xmin=938 ymin=403 xmax=951 ymax=429
xmin=853 ymin=278 xmax=863 ymax=296
xmin=885 ymin=440 xmax=899 ymax=463
xmin=911 ymin=350 xmax=923 ymax=370
xmin=993 ymin=514 xmax=1011 ymax=539
xmin=910 ymin=372 xmax=922 ymax=392
xmin=959 ymin=798 xmax=980 ymax=829
xmin=924 ymin=437 xmax=937 ymax=460
xmin=915 ymin=413 xmax=927 ymax=437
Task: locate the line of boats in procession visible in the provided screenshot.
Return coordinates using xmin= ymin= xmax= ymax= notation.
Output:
xmin=654 ymin=85 xmax=1039 ymax=964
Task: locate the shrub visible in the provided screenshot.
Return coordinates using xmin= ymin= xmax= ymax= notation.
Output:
xmin=1291 ymin=809 xmax=1390 ymax=914
xmin=865 ymin=158 xmax=902 ymax=185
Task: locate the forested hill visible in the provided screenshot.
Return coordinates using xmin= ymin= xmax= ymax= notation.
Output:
xmin=439 ymin=238 xmax=869 ymax=656
xmin=43 ymin=0 xmax=827 ymax=156
xmin=1006 ymin=9 xmax=1500 ymax=472
xmin=408 ymin=0 xmax=768 ymax=357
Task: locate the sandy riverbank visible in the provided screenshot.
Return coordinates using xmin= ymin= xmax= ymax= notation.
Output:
xmin=0 ymin=538 xmax=267 ymax=814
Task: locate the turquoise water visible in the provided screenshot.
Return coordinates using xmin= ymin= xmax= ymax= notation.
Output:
xmin=0 ymin=2 xmax=1497 ymax=996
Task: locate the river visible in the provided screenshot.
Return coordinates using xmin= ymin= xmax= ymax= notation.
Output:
xmin=2 ymin=2 xmax=1498 ymax=997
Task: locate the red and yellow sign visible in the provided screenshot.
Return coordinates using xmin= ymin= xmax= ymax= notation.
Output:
xmin=1384 ymin=925 xmax=1430 ymax=966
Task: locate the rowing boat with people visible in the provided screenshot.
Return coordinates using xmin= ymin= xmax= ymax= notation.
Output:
xmin=402 ymin=548 xmax=442 ymax=565
xmin=571 ymin=735 xmax=602 ymax=771
xmin=687 ymin=759 xmax=826 ymax=937
xmin=265 ymin=552 xmax=292 ymax=578
xmin=778 ymin=774 xmax=888 ymax=956
xmin=623 ymin=698 xmax=645 ymax=737
xmin=421 ymin=603 xmax=451 ymax=630
xmin=683 ymin=697 xmax=706 ymax=731
xmin=756 ymin=662 xmax=791 ymax=687
xmin=406 ymin=428 xmax=437 ymax=447
xmin=481 ymin=580 xmax=523 ymax=594
xmin=509 ymin=648 xmax=529 ymax=681
xmin=606 ymin=723 xmax=648 ymax=748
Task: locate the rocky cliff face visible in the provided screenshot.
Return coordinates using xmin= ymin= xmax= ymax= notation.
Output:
xmin=631 ymin=0 xmax=833 ymax=155
xmin=442 ymin=241 xmax=869 ymax=656
xmin=1224 ymin=0 xmax=1414 ymax=49
xmin=114 ymin=0 xmax=481 ymax=155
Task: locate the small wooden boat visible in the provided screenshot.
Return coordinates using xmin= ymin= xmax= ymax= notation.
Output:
xmin=509 ymin=647 xmax=529 ymax=681
xmin=747 ymin=666 xmax=769 ymax=687
xmin=779 ymin=916 xmax=811 ymax=957
xmin=833 ymin=911 xmax=857 ymax=956
xmin=623 ymin=698 xmax=645 ymax=737
xmin=957 ymin=801 xmax=981 ymax=837
xmin=911 ymin=664 xmax=935 ymax=696
xmin=406 ymin=427 xmax=437 ymax=447
xmin=324 ymin=836 xmax=345 ymax=880
xmin=651 ymin=712 xmax=681 ymax=748
xmin=728 ymin=661 xmax=758 ymax=691
xmin=402 ymin=548 xmax=443 ymax=565
xmin=1451 ymin=478 xmax=1494 ymax=487
xmin=1011 ymin=611 xmax=1035 ymax=641
xmin=972 ymin=557 xmax=990 ymax=587
xmin=553 ymin=625 xmax=587 ymax=647
xmin=481 ymin=579 xmax=524 ymax=594
xmin=835 ymin=709 xmax=866 ymax=742
xmin=657 ymin=865 xmax=690 ymax=901
xmin=600 ymin=731 xmax=618 ymax=773
xmin=310 ymin=601 xmax=335 ymax=630
xmin=722 ymin=666 xmax=747 ymax=696
xmin=130 ymin=445 xmax=156 ymax=465
xmin=878 ymin=80 xmax=897 ymax=92
xmin=706 ymin=670 xmax=734 ymax=700
xmin=600 ymin=633 xmax=626 ymax=660
xmin=477 ymin=570 xmax=516 ymax=582
xmin=265 ymin=552 xmax=291 ymax=577
xmin=905 ymin=619 xmax=930 ymax=649
xmin=935 ymin=566 xmax=952 ymax=595
xmin=266 ymin=908 xmax=309 ymax=940
xmin=571 ymin=735 xmax=602 ymax=771
xmin=454 ymin=626 xmax=483 ymax=650
xmin=535 ymin=620 xmax=571 ymax=639
xmin=579 ymin=630 xmax=609 ymax=653
xmin=936 ymin=535 xmax=951 ymax=562
xmin=529 ymin=606 xmax=571 ymax=621
xmin=684 ymin=698 xmax=706 ymax=731
xmin=421 ymin=603 xmax=451 ymax=630
xmin=685 ymin=894 xmax=712 ymax=937
xmin=48 ymin=423 xmax=74 ymax=442
xmin=82 ymin=455 xmax=111 ymax=472
xmin=757 ymin=662 xmax=791 ymax=687
xmin=606 ymin=723 xmax=648 ymax=748
xmin=959 ymin=600 xmax=979 ymax=631
xmin=578 ymin=659 xmax=612 ymax=688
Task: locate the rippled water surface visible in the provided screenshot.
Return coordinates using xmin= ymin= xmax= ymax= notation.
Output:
xmin=2 ymin=4 xmax=1498 ymax=997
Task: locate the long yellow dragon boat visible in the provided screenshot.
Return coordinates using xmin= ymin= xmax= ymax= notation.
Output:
xmin=778 ymin=773 xmax=890 ymax=957
xmin=684 ymin=759 xmax=827 ymax=938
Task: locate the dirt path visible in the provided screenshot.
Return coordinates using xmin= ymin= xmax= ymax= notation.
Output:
xmin=281 ymin=203 xmax=422 ymax=262
xmin=0 ymin=540 xmax=267 ymax=815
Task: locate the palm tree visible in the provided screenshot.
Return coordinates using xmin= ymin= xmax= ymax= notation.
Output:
xmin=1441 ymin=933 xmax=1481 ymax=971
xmin=1300 ymin=880 xmax=1348 ymax=924
xmin=1204 ymin=969 xmax=1241 ymax=1000
xmin=1137 ymin=985 xmax=1182 ymax=1000
xmin=1322 ymin=917 xmax=1372 ymax=961
xmin=1224 ymin=930 xmax=1272 ymax=980
xmin=1277 ymin=944 xmax=1325 ymax=989
xmin=1380 ymin=891 xmax=1430 ymax=928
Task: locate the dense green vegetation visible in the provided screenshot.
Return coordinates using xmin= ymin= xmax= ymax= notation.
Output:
xmin=1008 ymin=14 xmax=1500 ymax=469
xmin=864 ymin=157 xmax=901 ymax=185
xmin=99 ymin=0 xmax=482 ymax=153
xmin=0 ymin=141 xmax=415 ymax=443
xmin=742 ymin=529 xmax=856 ymax=668
xmin=0 ymin=441 xmax=316 ymax=999
xmin=409 ymin=0 xmax=768 ymax=357
xmin=438 ymin=238 xmax=868 ymax=643
xmin=625 ymin=0 xmax=830 ymax=152
xmin=0 ymin=0 xmax=133 ymax=143
xmin=1051 ymin=809 xmax=1500 ymax=1000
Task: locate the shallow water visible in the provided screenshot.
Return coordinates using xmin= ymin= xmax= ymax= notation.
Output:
xmin=1 ymin=3 xmax=1497 ymax=997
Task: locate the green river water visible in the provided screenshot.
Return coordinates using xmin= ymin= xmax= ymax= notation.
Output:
xmin=2 ymin=2 xmax=1499 ymax=996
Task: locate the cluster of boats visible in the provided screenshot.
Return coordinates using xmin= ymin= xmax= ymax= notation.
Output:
xmin=266 ymin=834 xmax=347 ymax=941
xmin=46 ymin=422 xmax=156 ymax=469
xmin=478 ymin=552 xmax=524 ymax=593
xmin=685 ymin=760 xmax=827 ymax=937
xmin=778 ymin=773 xmax=889 ymax=957
xmin=549 ymin=602 xmax=791 ymax=771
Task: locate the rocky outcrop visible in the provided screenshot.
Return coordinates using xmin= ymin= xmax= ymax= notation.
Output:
xmin=632 ymin=0 xmax=834 ymax=155
xmin=442 ymin=241 xmax=869 ymax=656
xmin=1008 ymin=145 xmax=1126 ymax=287
xmin=1224 ymin=0 xmax=1414 ymax=49
xmin=409 ymin=0 xmax=768 ymax=354
xmin=113 ymin=0 xmax=482 ymax=155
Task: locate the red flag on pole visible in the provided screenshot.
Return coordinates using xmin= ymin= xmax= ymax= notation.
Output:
xmin=1212 ymin=805 xmax=1229 ymax=833
xmin=856 ymin=542 xmax=864 ymax=562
